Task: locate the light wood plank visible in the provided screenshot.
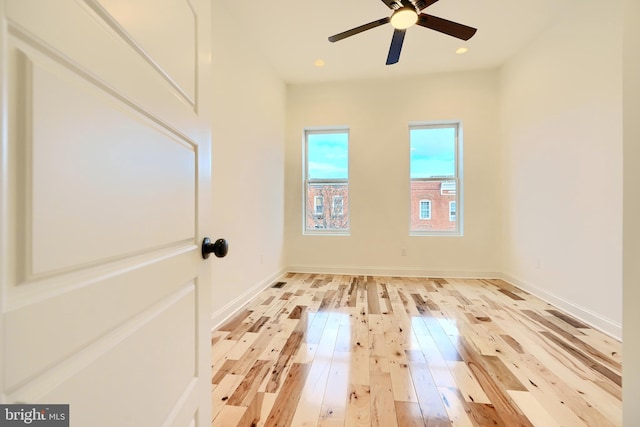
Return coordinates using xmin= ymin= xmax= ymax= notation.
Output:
xmin=437 ymin=387 xmax=475 ymax=427
xmin=345 ymin=384 xmax=371 ymax=427
xmin=263 ymin=363 xmax=310 ymax=427
xmin=370 ymin=373 xmax=398 ymax=427
xmin=508 ymin=390 xmax=562 ymax=427
xmin=211 ymin=274 xmax=622 ymax=427
xmin=394 ymin=401 xmax=424 ymax=427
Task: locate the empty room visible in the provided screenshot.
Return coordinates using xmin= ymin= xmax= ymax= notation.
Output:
xmin=0 ymin=0 xmax=638 ymax=426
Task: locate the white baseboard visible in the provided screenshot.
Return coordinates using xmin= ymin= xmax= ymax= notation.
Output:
xmin=287 ymin=264 xmax=502 ymax=279
xmin=501 ymin=272 xmax=622 ymax=340
xmin=210 ymin=268 xmax=286 ymax=330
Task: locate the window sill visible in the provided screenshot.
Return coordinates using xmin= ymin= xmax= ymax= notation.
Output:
xmin=303 ymin=231 xmax=350 ymax=237
xmin=410 ymin=231 xmax=463 ymax=237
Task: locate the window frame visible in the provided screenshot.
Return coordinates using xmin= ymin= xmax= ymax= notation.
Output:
xmin=314 ymin=196 xmax=324 ymax=217
xmin=303 ymin=128 xmax=350 ymax=235
xmin=419 ymin=200 xmax=431 ymax=220
xmin=332 ymin=195 xmax=344 ymax=217
xmin=409 ymin=121 xmax=463 ymax=236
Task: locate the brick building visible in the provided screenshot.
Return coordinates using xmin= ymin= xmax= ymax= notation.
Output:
xmin=306 ymin=181 xmax=455 ymax=232
xmin=410 ymin=181 xmax=456 ymax=232
xmin=306 ymin=183 xmax=349 ymax=230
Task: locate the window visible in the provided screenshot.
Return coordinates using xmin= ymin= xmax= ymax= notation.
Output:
xmin=419 ymin=200 xmax=431 ymax=220
xmin=332 ymin=196 xmax=344 ymax=217
xmin=441 ymin=181 xmax=456 ymax=195
xmin=410 ymin=123 xmax=461 ymax=235
xmin=304 ymin=129 xmax=349 ymax=233
xmin=314 ymin=196 xmax=324 ymax=216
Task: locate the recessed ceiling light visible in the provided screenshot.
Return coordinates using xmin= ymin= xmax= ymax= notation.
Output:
xmin=456 ymin=47 xmax=468 ymax=54
xmin=314 ymin=59 xmax=326 ymax=67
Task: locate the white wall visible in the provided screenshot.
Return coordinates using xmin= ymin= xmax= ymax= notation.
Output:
xmin=285 ymin=70 xmax=502 ymax=276
xmin=623 ymin=0 xmax=640 ymax=422
xmin=210 ymin=2 xmax=286 ymax=327
xmin=499 ymin=2 xmax=623 ymax=337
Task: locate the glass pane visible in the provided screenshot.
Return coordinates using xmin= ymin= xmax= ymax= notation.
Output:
xmin=306 ymin=183 xmax=349 ymax=231
xmin=308 ymin=132 xmax=349 ymax=180
xmin=419 ymin=200 xmax=431 ymax=219
xmin=332 ymin=196 xmax=343 ymax=216
xmin=410 ymin=127 xmax=455 ymax=179
xmin=411 ymin=180 xmax=456 ymax=232
xmin=314 ymin=196 xmax=324 ymax=215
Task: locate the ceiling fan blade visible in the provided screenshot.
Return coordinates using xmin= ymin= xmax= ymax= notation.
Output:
xmin=380 ymin=0 xmax=400 ymax=9
xmin=328 ymin=17 xmax=391 ymax=42
xmin=417 ymin=14 xmax=477 ymax=40
xmin=386 ymin=28 xmax=406 ymax=65
xmin=413 ymin=0 xmax=440 ymax=11
xmin=382 ymin=0 xmax=437 ymax=10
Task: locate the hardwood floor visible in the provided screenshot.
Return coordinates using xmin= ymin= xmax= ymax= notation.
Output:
xmin=211 ymin=274 xmax=622 ymax=426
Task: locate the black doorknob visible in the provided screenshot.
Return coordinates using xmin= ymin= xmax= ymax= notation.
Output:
xmin=202 ymin=237 xmax=228 ymax=259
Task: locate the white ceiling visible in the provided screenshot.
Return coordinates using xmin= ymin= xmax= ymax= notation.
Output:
xmin=221 ymin=0 xmax=578 ymax=84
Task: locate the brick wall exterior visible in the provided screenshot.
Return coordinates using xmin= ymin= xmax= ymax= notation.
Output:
xmin=306 ymin=183 xmax=349 ymax=230
xmin=305 ymin=181 xmax=455 ymax=232
xmin=410 ymin=181 xmax=456 ymax=232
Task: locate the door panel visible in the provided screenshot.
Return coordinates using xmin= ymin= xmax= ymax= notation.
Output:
xmin=87 ymin=0 xmax=197 ymax=104
xmin=39 ymin=286 xmax=197 ymax=426
xmin=5 ymin=250 xmax=198 ymax=391
xmin=23 ymin=51 xmax=196 ymax=275
xmin=5 ymin=0 xmax=202 ymax=141
xmin=1 ymin=1 xmax=212 ymax=426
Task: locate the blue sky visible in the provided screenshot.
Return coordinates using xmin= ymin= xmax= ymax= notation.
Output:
xmin=307 ymin=127 xmax=455 ymax=179
xmin=410 ymin=127 xmax=456 ymax=178
xmin=307 ymin=132 xmax=349 ymax=179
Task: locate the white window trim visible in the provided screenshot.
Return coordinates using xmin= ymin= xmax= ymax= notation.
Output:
xmin=314 ymin=196 xmax=324 ymax=216
xmin=332 ymin=195 xmax=344 ymax=217
xmin=303 ymin=128 xmax=350 ymax=235
xmin=441 ymin=180 xmax=457 ymax=195
xmin=409 ymin=121 xmax=463 ymax=236
xmin=419 ymin=199 xmax=431 ymax=220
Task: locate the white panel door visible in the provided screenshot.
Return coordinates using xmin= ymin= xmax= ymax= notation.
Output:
xmin=0 ymin=1 xmax=214 ymax=426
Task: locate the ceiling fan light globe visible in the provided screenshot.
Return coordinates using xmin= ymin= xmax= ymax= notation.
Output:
xmin=390 ymin=7 xmax=418 ymax=29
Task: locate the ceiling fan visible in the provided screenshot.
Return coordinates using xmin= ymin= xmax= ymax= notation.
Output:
xmin=328 ymin=0 xmax=477 ymax=65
